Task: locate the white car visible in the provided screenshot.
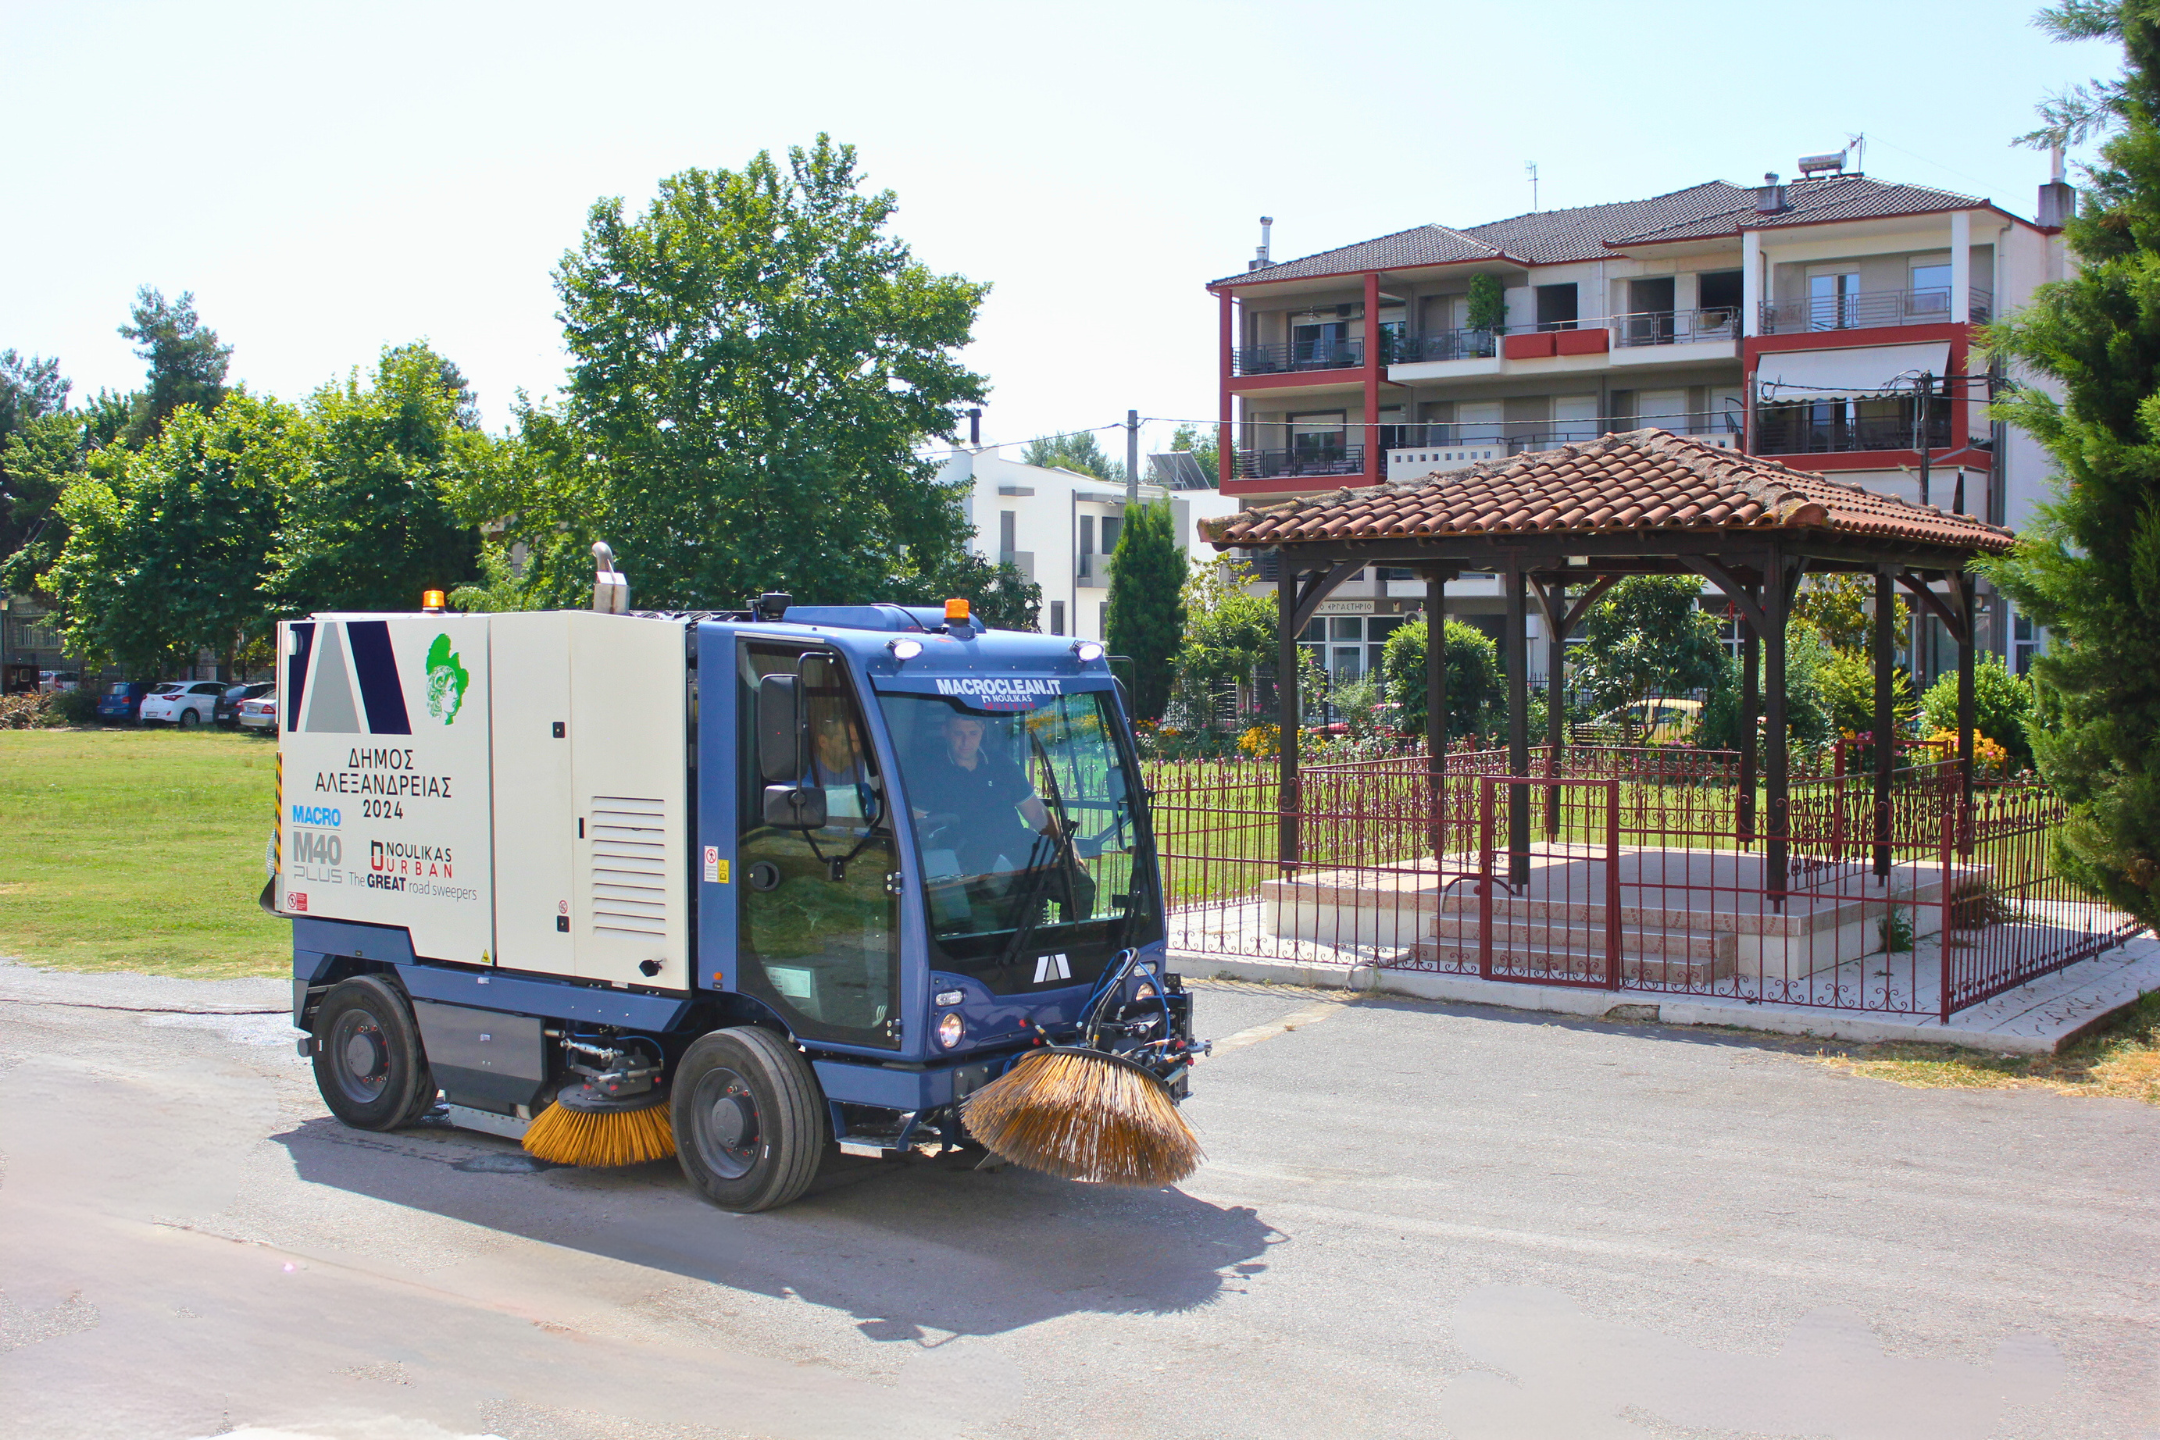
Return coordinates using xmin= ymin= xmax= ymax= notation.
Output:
xmin=140 ymin=680 xmax=227 ymax=728
xmin=38 ymin=669 xmax=82 ymax=693
xmin=237 ymin=692 xmax=279 ymax=732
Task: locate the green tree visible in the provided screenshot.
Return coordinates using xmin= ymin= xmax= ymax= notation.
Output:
xmin=0 ymin=351 xmax=73 ymax=562
xmin=1022 ymin=429 xmax=1123 ymax=482
xmin=1381 ymin=616 xmax=1504 ymax=739
xmin=42 ymin=392 xmax=297 ymax=677
xmin=1792 ymin=573 xmax=1874 ymax=652
xmin=1695 ymin=624 xmax=1835 ymax=751
xmin=267 ymin=344 xmax=485 ymax=615
xmin=505 ymin=137 xmax=988 ymax=610
xmin=1173 ymin=557 xmax=1275 ymax=711
xmin=893 ymin=550 xmax=1042 ymax=630
xmin=1169 ymin=423 xmax=1219 ymax=486
xmin=1981 ymin=1 xmax=2160 ymax=920
xmin=1467 ymin=274 xmax=1506 ymax=334
xmin=1920 ymin=656 xmax=2037 ymax=769
xmin=1103 ymin=501 xmax=1185 ymax=720
xmin=448 ymin=540 xmax=541 ymax=614
xmin=118 ymin=288 xmax=231 ymax=442
xmin=1572 ymin=577 xmax=1727 ymax=729
xmin=0 ymin=351 xmax=68 ymax=440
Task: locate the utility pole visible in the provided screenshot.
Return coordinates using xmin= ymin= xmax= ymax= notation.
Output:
xmin=1127 ymin=409 xmax=1140 ymax=506
xmin=1916 ymin=372 xmax=1933 ymax=509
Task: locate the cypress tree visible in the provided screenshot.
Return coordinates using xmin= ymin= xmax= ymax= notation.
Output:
xmin=1104 ymin=501 xmax=1186 ymax=721
xmin=1987 ymin=1 xmax=2160 ymax=923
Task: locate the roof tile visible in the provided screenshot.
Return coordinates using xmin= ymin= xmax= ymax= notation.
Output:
xmin=1199 ymin=430 xmax=2015 ymax=555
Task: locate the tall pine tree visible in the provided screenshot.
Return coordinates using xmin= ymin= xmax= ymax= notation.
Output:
xmin=1987 ymin=0 xmax=2160 ymax=923
xmin=1103 ymin=501 xmax=1185 ymax=721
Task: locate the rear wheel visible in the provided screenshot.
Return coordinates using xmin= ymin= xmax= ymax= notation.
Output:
xmin=312 ymin=976 xmax=437 ymax=1130
xmin=672 ymin=1026 xmax=824 ymax=1212
xmin=178 ymin=707 xmax=200 ymax=729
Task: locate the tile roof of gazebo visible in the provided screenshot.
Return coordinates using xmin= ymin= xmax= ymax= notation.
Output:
xmin=1199 ymin=429 xmax=2016 ymax=555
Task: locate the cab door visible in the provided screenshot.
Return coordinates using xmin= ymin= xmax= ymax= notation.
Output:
xmin=735 ymin=641 xmax=901 ymax=1050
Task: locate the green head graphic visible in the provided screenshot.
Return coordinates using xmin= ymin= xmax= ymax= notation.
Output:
xmin=424 ymin=634 xmax=469 ymax=724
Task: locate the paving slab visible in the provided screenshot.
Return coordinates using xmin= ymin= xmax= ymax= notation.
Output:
xmin=1177 ymin=928 xmax=2160 ymax=1054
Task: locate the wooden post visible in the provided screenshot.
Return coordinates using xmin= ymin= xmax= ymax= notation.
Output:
xmin=1425 ymin=569 xmax=1447 ymax=867
xmin=1739 ymin=611 xmax=1759 ymax=846
xmin=1277 ymin=560 xmax=1300 ymax=873
xmin=1545 ymin=579 xmax=1566 ymax=841
xmin=1764 ymin=555 xmax=1791 ymax=905
xmin=1506 ymin=563 xmax=1530 ymax=886
xmin=1873 ymin=570 xmax=1895 ymax=881
xmin=1957 ymin=571 xmax=1976 ymax=855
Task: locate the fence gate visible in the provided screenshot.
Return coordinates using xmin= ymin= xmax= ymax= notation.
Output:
xmin=1477 ymin=775 xmax=1622 ymax=988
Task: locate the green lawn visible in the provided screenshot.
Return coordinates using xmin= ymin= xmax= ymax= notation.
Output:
xmin=0 ymin=727 xmax=288 ymax=978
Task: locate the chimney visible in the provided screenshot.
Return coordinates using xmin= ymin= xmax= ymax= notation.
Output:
xmin=1250 ymin=216 xmax=1274 ymax=271
xmin=2038 ymin=145 xmax=2077 ymax=229
xmin=1755 ymin=172 xmax=1788 ymax=214
xmin=966 ymin=407 xmax=981 ymax=446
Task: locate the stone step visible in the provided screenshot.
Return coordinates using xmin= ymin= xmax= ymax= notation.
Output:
xmin=1410 ymin=939 xmax=1736 ymax=985
xmin=1428 ymin=916 xmax=1737 ymax=961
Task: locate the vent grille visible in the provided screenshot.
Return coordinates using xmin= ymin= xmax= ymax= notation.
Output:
xmin=590 ymin=795 xmax=667 ymax=937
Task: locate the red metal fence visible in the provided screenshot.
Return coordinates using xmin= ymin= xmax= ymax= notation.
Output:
xmin=1144 ymin=746 xmax=2142 ymax=1019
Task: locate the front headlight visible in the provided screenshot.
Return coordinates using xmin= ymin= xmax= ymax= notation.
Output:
xmin=937 ymin=1011 xmax=965 ymax=1049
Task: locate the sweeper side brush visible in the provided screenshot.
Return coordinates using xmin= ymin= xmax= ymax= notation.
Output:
xmin=523 ymin=1082 xmax=676 ymax=1167
xmin=959 ymin=1046 xmax=1203 ymax=1185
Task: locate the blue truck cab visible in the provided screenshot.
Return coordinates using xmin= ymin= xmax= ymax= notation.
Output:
xmin=277 ymin=596 xmax=1195 ymax=1211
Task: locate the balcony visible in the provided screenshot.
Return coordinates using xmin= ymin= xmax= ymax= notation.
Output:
xmin=1391 ymin=327 xmax=1500 ymax=363
xmin=1759 ymin=288 xmax=1994 ymax=335
xmin=1752 ymin=404 xmax=1955 ymax=456
xmin=1384 ymin=411 xmax=1742 ymax=481
xmin=1234 ymin=445 xmax=1367 ymax=481
xmin=1611 ymin=307 xmax=1742 ymax=348
xmin=1233 ymin=337 xmax=1366 ymax=376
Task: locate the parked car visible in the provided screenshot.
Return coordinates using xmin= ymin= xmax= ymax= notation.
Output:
xmin=214 ymin=681 xmax=273 ymax=728
xmin=1584 ymin=698 xmax=1703 ymax=745
xmin=95 ymin=681 xmax=157 ymax=724
xmin=139 ymin=680 xmax=228 ymax=728
xmin=38 ymin=670 xmax=82 ymax=694
xmin=236 ymin=692 xmax=279 ymax=733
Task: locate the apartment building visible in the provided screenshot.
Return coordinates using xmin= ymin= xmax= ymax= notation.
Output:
xmin=1205 ymin=156 xmax=2077 ymax=671
xmin=935 ymin=448 xmax=1238 ymax=641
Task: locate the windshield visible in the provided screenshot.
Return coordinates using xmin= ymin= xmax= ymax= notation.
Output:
xmin=880 ymin=687 xmax=1160 ymax=992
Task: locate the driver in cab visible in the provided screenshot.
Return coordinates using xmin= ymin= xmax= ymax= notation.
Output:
xmin=909 ymin=710 xmax=1092 ymax=917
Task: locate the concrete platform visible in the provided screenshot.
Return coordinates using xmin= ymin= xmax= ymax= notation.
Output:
xmin=1173 ymin=925 xmax=2160 ymax=1054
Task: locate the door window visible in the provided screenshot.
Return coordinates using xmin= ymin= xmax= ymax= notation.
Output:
xmin=737 ymin=643 xmax=900 ymax=1049
xmin=1808 ymin=270 xmax=1862 ymax=330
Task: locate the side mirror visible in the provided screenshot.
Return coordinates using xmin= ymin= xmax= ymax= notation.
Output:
xmin=757 ymin=674 xmax=802 ymax=783
xmin=762 ymin=784 xmax=827 ymax=830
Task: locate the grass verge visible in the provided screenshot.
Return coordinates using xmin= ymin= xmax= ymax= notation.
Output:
xmin=1811 ymin=988 xmax=2160 ymax=1106
xmin=0 ymin=727 xmax=287 ymax=978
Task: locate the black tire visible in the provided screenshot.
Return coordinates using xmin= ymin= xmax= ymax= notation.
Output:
xmin=311 ymin=975 xmax=437 ymax=1131
xmin=178 ymin=707 xmax=200 ymax=729
xmin=671 ymin=1026 xmax=824 ymax=1212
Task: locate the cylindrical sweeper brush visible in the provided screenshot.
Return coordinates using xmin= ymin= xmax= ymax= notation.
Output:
xmin=522 ymin=1036 xmax=676 ymax=1168
xmin=958 ymin=953 xmax=1205 ymax=1186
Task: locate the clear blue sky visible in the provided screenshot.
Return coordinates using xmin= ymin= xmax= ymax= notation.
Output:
xmin=0 ymin=0 xmax=2115 ymax=457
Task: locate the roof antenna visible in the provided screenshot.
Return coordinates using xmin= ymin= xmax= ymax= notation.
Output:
xmin=1845 ymin=132 xmax=1866 ymax=175
xmin=1525 ymin=161 xmax=1539 ymax=212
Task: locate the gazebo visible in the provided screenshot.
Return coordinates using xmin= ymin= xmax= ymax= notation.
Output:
xmin=1198 ymin=428 xmax=2019 ymax=902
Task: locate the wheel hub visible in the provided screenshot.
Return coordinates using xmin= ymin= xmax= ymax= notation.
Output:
xmin=693 ymin=1066 xmax=761 ymax=1179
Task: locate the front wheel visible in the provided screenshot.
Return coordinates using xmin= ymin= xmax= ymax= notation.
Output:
xmin=312 ymin=975 xmax=437 ymax=1130
xmin=671 ymin=1026 xmax=824 ymax=1212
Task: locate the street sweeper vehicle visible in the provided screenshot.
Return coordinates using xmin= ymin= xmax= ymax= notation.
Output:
xmin=269 ymin=558 xmax=1204 ymax=1211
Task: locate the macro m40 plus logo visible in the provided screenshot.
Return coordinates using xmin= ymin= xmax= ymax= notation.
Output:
xmin=424 ymin=634 xmax=469 ymax=724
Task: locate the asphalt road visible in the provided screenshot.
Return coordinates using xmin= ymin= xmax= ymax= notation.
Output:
xmin=1 ymin=958 xmax=2155 ymax=1440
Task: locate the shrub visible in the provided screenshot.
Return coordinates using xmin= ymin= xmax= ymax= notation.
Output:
xmin=1817 ymin=647 xmax=1917 ymax=739
xmin=0 ymin=693 xmax=64 ymax=729
xmin=51 ymin=688 xmax=102 ymax=725
xmin=1382 ymin=617 xmax=1502 ymax=739
xmin=1919 ymin=657 xmax=2035 ymax=772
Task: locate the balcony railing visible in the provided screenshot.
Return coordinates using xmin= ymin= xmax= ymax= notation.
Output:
xmin=1759 ymin=287 xmax=1994 ymax=335
xmin=1611 ymin=307 xmax=1743 ymax=348
xmin=1233 ymin=337 xmax=1366 ymax=375
xmin=1752 ymin=405 xmax=1955 ymax=455
xmin=1390 ymin=326 xmax=1501 ymax=363
xmin=1234 ymin=445 xmax=1367 ymax=480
